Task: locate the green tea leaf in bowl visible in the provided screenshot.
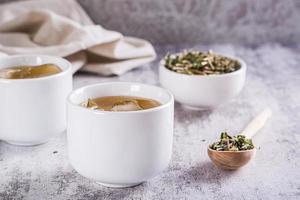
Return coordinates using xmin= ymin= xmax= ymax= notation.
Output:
xmin=164 ymin=50 xmax=241 ymax=75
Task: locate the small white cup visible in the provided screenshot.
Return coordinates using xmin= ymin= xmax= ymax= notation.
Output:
xmin=67 ymin=82 xmax=174 ymax=188
xmin=159 ymin=55 xmax=246 ymax=110
xmin=0 ymin=55 xmax=72 ymax=146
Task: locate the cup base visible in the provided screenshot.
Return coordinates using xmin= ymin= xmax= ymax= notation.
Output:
xmin=5 ymin=139 xmax=49 ymax=146
xmin=182 ymin=104 xmax=212 ymax=111
xmin=96 ymin=181 xmax=143 ymax=188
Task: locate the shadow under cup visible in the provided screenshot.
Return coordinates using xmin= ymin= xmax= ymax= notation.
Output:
xmin=0 ymin=55 xmax=73 ymax=146
xmin=67 ymin=82 xmax=174 ymax=188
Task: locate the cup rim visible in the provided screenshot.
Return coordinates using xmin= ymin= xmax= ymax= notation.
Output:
xmin=159 ymin=54 xmax=247 ymax=79
xmin=0 ymin=54 xmax=72 ymax=83
xmin=67 ymin=82 xmax=174 ymax=114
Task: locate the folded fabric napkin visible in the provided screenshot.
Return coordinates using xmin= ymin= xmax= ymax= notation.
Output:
xmin=0 ymin=0 xmax=156 ymax=75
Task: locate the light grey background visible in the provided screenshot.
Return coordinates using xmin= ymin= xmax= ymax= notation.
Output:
xmin=0 ymin=0 xmax=300 ymax=45
xmin=77 ymin=0 xmax=300 ymax=46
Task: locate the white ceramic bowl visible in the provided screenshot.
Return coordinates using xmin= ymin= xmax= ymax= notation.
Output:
xmin=0 ymin=55 xmax=72 ymax=146
xmin=159 ymin=55 xmax=246 ymax=110
xmin=67 ymin=82 xmax=174 ymax=188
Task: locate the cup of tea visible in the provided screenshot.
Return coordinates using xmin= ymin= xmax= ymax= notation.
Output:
xmin=67 ymin=82 xmax=174 ymax=188
xmin=0 ymin=55 xmax=72 ymax=146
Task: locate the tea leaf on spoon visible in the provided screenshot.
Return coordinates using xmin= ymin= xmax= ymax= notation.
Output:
xmin=210 ymin=132 xmax=254 ymax=151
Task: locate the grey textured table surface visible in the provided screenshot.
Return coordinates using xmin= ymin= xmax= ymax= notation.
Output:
xmin=0 ymin=44 xmax=300 ymax=200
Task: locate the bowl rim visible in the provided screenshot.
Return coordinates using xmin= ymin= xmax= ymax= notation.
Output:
xmin=0 ymin=54 xmax=72 ymax=83
xmin=67 ymin=81 xmax=174 ymax=114
xmin=159 ymin=54 xmax=247 ymax=78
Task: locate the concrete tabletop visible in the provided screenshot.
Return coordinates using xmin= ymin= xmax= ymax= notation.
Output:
xmin=1 ymin=44 xmax=299 ymax=200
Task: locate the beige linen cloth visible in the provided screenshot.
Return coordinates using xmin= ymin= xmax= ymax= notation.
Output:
xmin=0 ymin=0 xmax=156 ymax=75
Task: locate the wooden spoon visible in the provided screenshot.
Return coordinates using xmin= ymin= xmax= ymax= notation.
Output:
xmin=207 ymin=108 xmax=272 ymax=170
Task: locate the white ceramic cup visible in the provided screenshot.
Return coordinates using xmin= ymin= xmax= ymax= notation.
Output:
xmin=0 ymin=55 xmax=72 ymax=146
xmin=159 ymin=55 xmax=246 ymax=110
xmin=67 ymin=82 xmax=174 ymax=188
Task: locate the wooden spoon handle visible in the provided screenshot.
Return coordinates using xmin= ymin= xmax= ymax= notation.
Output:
xmin=242 ymin=108 xmax=272 ymax=138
